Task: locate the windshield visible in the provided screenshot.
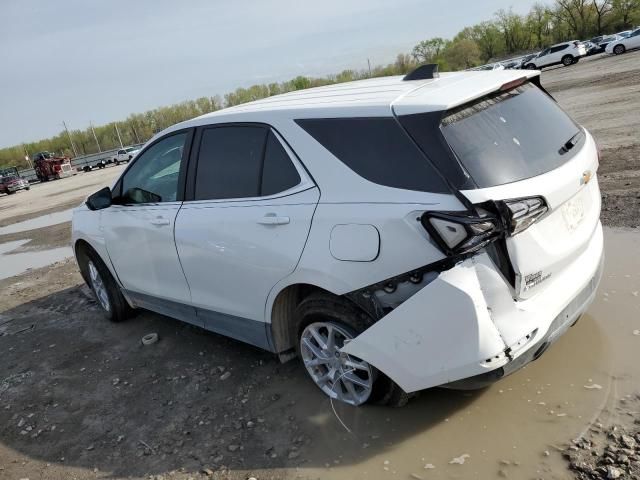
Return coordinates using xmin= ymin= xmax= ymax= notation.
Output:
xmin=439 ymin=83 xmax=583 ymax=188
xmin=2 ymin=176 xmax=18 ymax=182
xmin=126 ymin=147 xmax=138 ymax=152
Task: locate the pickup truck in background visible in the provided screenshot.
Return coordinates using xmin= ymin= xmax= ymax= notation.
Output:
xmin=113 ymin=146 xmax=141 ymax=165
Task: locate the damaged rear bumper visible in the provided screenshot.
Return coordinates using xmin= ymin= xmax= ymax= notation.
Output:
xmin=341 ymin=221 xmax=604 ymax=393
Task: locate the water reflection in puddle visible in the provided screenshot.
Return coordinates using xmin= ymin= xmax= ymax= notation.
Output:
xmin=0 ymin=239 xmax=73 ymax=280
xmin=0 ymin=208 xmax=73 ymax=235
xmin=296 ymin=228 xmax=640 ymax=480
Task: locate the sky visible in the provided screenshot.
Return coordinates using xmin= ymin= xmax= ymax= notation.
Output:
xmin=0 ymin=0 xmax=536 ymax=148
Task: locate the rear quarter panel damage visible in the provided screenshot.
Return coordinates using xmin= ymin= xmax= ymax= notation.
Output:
xmin=341 ymin=253 xmax=508 ymax=393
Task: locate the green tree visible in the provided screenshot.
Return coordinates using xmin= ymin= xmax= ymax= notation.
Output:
xmin=443 ymin=38 xmax=482 ymax=69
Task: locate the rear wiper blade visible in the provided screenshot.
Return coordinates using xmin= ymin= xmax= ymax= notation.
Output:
xmin=559 ymin=130 xmax=584 ymax=155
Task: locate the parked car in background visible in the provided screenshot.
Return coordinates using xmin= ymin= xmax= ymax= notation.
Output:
xmin=582 ymin=41 xmax=600 ymax=56
xmin=606 ymin=28 xmax=640 ymax=54
xmin=73 ymin=66 xmax=604 ymax=407
xmin=0 ymin=174 xmax=30 ymax=195
xmin=595 ymin=34 xmax=621 ymax=53
xmin=113 ymin=146 xmax=141 ymax=165
xmin=517 ymin=53 xmax=538 ymax=68
xmin=524 ymin=41 xmax=587 ymax=69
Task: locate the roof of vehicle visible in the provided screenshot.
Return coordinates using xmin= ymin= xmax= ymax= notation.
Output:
xmin=170 ymin=69 xmax=540 ymax=131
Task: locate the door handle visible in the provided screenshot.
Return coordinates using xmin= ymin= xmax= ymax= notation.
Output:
xmin=258 ymin=213 xmax=290 ymax=225
xmin=150 ymin=217 xmax=170 ymax=227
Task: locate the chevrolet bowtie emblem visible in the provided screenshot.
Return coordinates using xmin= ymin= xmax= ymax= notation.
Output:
xmin=581 ymin=170 xmax=592 ymax=185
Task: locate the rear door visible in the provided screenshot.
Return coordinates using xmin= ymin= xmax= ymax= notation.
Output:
xmin=102 ymin=130 xmax=197 ymax=323
xmin=175 ymin=124 xmax=319 ymax=348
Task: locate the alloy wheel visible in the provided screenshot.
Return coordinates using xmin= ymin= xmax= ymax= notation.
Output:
xmin=88 ymin=261 xmax=110 ymax=312
xmin=300 ymin=321 xmax=374 ymax=406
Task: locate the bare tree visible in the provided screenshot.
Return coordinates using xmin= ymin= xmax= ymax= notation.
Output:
xmin=554 ymin=0 xmax=594 ymax=38
xmin=593 ymin=0 xmax=613 ymax=34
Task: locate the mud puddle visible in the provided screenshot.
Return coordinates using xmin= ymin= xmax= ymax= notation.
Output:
xmin=295 ymin=228 xmax=640 ymax=480
xmin=0 ymin=208 xmax=73 ymax=235
xmin=0 ymin=239 xmax=73 ymax=280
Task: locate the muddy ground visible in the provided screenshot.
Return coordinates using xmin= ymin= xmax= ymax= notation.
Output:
xmin=1 ymin=51 xmax=640 ymax=480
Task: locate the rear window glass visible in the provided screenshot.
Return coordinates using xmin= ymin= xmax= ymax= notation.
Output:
xmin=296 ymin=117 xmax=447 ymax=193
xmin=439 ymin=83 xmax=582 ymax=188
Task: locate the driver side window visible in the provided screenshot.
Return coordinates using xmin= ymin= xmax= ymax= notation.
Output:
xmin=120 ymin=132 xmax=188 ymax=204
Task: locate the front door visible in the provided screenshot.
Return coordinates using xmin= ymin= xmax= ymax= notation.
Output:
xmin=175 ymin=125 xmax=319 ymax=348
xmin=102 ymin=130 xmax=197 ymax=323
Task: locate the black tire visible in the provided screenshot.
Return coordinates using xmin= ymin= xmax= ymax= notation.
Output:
xmin=25 ymin=187 xmax=30 ymax=191
xmin=613 ymin=44 xmax=625 ymax=55
xmin=562 ymin=55 xmax=574 ymax=66
xmin=76 ymin=245 xmax=134 ymax=323
xmin=525 ymin=63 xmax=537 ymax=70
xmin=572 ymin=57 xmax=580 ymax=64
xmin=7 ymin=191 xmax=15 ymax=195
xmin=294 ymin=292 xmax=411 ymax=407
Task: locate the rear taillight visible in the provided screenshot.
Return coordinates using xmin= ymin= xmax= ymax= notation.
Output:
xmin=421 ymin=211 xmax=502 ymax=256
xmin=422 ymin=196 xmax=548 ymax=256
xmin=503 ymin=196 xmax=548 ymax=235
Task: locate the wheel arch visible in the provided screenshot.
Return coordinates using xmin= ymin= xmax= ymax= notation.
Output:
xmin=268 ymin=282 xmax=337 ymax=357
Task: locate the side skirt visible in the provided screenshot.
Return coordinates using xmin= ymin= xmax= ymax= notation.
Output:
xmin=123 ymin=290 xmax=274 ymax=352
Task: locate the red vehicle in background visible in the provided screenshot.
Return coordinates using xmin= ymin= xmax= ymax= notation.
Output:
xmin=33 ymin=152 xmax=73 ymax=181
xmin=0 ymin=167 xmax=30 ymax=195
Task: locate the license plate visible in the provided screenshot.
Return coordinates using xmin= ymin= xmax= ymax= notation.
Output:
xmin=562 ymin=196 xmax=585 ymax=232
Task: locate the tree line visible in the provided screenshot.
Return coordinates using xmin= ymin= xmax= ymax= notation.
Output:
xmin=1 ymin=0 xmax=638 ymax=169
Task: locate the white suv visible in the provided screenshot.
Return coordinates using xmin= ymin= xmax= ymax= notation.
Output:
xmin=524 ymin=41 xmax=587 ymax=69
xmin=113 ymin=146 xmax=141 ymax=165
xmin=73 ymin=66 xmax=603 ymax=406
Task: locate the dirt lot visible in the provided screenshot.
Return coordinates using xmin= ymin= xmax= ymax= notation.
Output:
xmin=1 ymin=52 xmax=640 ymax=480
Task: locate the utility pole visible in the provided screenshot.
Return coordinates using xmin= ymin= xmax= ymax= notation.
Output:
xmin=62 ymin=120 xmax=79 ymax=157
xmin=131 ymin=124 xmax=141 ymax=144
xmin=114 ymin=123 xmax=124 ymax=148
xmin=22 ymin=145 xmax=33 ymax=168
xmin=367 ymin=58 xmax=372 ymax=77
xmin=90 ymin=121 xmax=102 ymax=152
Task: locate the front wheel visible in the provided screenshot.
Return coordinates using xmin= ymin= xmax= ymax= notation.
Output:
xmin=562 ymin=55 xmax=574 ymax=66
xmin=77 ymin=246 xmax=134 ymax=323
xmin=525 ymin=63 xmax=537 ymax=70
xmin=613 ymin=44 xmax=625 ymax=55
xmin=25 ymin=186 xmax=30 ymax=191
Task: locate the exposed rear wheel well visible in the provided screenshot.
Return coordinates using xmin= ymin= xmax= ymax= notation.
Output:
xmin=270 ymin=284 xmax=343 ymax=358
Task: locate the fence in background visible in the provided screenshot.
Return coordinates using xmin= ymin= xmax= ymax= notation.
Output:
xmin=17 ymin=144 xmax=145 ymax=183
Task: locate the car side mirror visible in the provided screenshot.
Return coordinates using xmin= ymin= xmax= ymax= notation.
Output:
xmin=86 ymin=187 xmax=113 ymax=210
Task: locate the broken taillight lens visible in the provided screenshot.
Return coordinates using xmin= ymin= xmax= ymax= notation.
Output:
xmin=421 ymin=211 xmax=502 ymax=256
xmin=503 ymin=196 xmax=548 ymax=235
xmin=422 ymin=196 xmax=548 ymax=256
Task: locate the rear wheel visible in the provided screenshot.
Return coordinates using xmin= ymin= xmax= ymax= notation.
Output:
xmin=525 ymin=63 xmax=537 ymax=70
xmin=562 ymin=55 xmax=574 ymax=66
xmin=295 ymin=293 xmax=411 ymax=407
xmin=613 ymin=44 xmax=625 ymax=55
xmin=77 ymin=246 xmax=134 ymax=323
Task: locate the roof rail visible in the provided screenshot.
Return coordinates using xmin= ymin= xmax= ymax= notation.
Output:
xmin=403 ymin=64 xmax=439 ymax=81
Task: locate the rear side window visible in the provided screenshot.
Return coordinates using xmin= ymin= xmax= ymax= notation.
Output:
xmin=261 ymin=132 xmax=301 ymax=196
xmin=194 ymin=126 xmax=302 ymax=201
xmin=296 ymin=117 xmax=448 ymax=193
xmin=551 ymin=44 xmax=568 ymax=53
xmin=438 ymin=83 xmax=582 ymax=188
xmin=195 ymin=126 xmax=267 ymax=200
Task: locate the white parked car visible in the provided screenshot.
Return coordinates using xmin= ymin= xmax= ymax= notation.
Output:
xmin=73 ymin=66 xmax=603 ymax=406
xmin=524 ymin=41 xmax=587 ymax=69
xmin=113 ymin=146 xmax=141 ymax=165
xmin=606 ymin=28 xmax=640 ymax=54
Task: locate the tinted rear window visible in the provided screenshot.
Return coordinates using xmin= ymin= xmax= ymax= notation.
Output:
xmin=195 ymin=126 xmax=267 ymax=200
xmin=296 ymin=117 xmax=448 ymax=193
xmin=261 ymin=132 xmax=301 ymax=196
xmin=439 ymin=83 xmax=582 ymax=188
